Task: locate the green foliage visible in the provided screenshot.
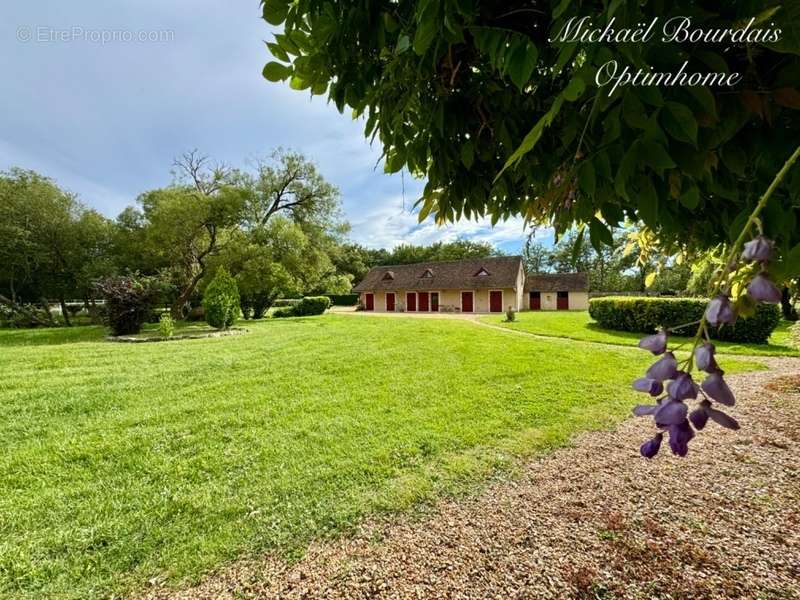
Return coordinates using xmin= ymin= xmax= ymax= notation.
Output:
xmin=589 ymin=296 xmax=781 ymax=344
xmin=326 ymin=293 xmax=359 ymax=306
xmin=96 ymin=275 xmax=162 ymax=336
xmin=264 ymin=1 xmax=800 ymax=280
xmin=292 ymin=295 xmax=331 ymax=316
xmin=158 ymin=312 xmax=175 ymax=338
xmin=202 ymin=267 xmax=241 ymax=329
xmin=271 ymin=306 xmax=296 ymax=318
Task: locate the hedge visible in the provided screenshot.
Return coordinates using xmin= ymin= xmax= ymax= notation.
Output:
xmin=326 ymin=293 xmax=359 ymax=306
xmin=272 ymin=296 xmax=331 ymax=318
xmin=273 ymin=298 xmax=302 ymax=308
xmin=588 ymin=296 xmax=781 ymax=344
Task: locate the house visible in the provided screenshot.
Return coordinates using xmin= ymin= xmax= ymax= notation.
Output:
xmin=353 ymin=256 xmax=588 ymax=313
xmin=524 ymin=272 xmax=589 ymax=311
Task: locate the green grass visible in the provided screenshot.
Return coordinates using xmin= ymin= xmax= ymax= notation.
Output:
xmin=479 ymin=310 xmax=799 ymax=357
xmin=0 ymin=315 xmax=762 ymax=598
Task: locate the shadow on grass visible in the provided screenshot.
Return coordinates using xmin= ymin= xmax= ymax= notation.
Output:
xmin=0 ymin=325 xmax=107 ymax=347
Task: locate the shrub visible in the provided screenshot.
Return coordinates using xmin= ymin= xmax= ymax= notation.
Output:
xmin=505 ymin=306 xmax=516 ymax=322
xmin=326 ymin=293 xmax=359 ymax=306
xmin=588 ymin=296 xmax=781 ymax=344
xmin=271 ymin=306 xmax=295 ymax=318
xmin=273 ymin=298 xmax=302 ymax=308
xmin=96 ymin=275 xmax=161 ymax=336
xmin=292 ymin=296 xmax=331 ymax=316
xmin=203 ymin=267 xmax=241 ymax=329
xmin=158 ymin=313 xmax=175 ymax=338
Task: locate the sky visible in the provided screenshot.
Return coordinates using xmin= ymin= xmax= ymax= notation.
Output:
xmin=0 ymin=1 xmax=553 ymax=254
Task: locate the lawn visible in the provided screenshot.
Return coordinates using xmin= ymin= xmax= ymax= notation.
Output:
xmin=0 ymin=315 xmax=762 ymax=598
xmin=480 ymin=310 xmax=799 ymax=357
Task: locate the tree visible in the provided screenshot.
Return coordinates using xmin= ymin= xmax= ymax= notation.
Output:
xmin=522 ymin=236 xmax=552 ymax=274
xmin=0 ymin=169 xmax=114 ymax=326
xmin=263 ymin=1 xmax=800 ymax=283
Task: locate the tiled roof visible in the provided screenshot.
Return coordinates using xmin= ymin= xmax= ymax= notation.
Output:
xmin=353 ymin=256 xmax=523 ymax=292
xmin=524 ymin=272 xmax=588 ymax=292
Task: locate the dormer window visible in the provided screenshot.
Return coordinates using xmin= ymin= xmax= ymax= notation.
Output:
xmin=474 ymin=267 xmax=490 ymax=277
xmin=382 ymin=271 xmax=395 ymax=281
xmin=420 ymin=268 xmax=433 ymax=278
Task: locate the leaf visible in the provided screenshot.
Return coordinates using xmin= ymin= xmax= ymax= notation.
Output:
xmin=645 ymin=271 xmax=657 ymax=288
xmin=578 ymin=160 xmax=596 ymax=197
xmin=413 ymin=19 xmax=437 ymax=55
xmin=267 ymin=42 xmax=289 ymax=62
xmin=623 ymin=92 xmax=648 ymax=129
xmin=773 ymin=87 xmax=800 ymax=109
xmin=396 ymin=35 xmax=411 ymax=54
xmin=262 ymin=0 xmax=288 ymax=25
xmin=637 ymin=175 xmax=659 ymax=227
xmin=781 ymin=243 xmax=800 ymax=277
xmin=571 ymin=227 xmax=585 ymax=265
xmin=262 ymin=62 xmax=292 ymax=82
xmin=461 ymin=141 xmax=475 ymax=169
xmin=417 ymin=196 xmax=435 ymax=222
xmin=289 ymin=75 xmax=309 ymax=90
xmin=496 ymin=95 xmax=565 ymax=179
xmin=614 ymin=140 xmax=640 ymax=200
xmin=662 ymin=102 xmax=698 ymax=145
xmin=686 ymin=86 xmax=718 ymax=120
xmin=721 ymin=145 xmax=746 ymax=176
xmin=679 ymin=184 xmax=700 ymax=209
xmin=640 ymin=141 xmax=676 ymax=175
xmin=507 ymin=41 xmax=538 ymax=91
xmin=553 ymin=0 xmax=571 ymax=19
xmin=589 ymin=216 xmax=613 ymax=251
xmin=563 ymin=76 xmax=585 ymax=102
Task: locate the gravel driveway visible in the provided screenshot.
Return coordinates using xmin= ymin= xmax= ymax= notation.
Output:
xmin=151 ymin=357 xmax=800 ymax=600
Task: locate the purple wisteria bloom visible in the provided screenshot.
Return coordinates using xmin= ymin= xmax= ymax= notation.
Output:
xmin=694 ymin=342 xmax=718 ymax=373
xmin=689 ymin=407 xmax=709 ymax=430
xmin=640 ymin=433 xmax=663 ymax=459
xmin=638 ymin=330 xmax=668 ymax=355
xmin=646 ymin=352 xmax=679 ymax=381
xmin=668 ymin=420 xmax=695 ymax=456
xmin=633 ymin=377 xmax=664 ymax=397
xmin=633 ymin=403 xmax=659 ymax=416
xmin=701 ymin=371 xmax=736 ymax=406
xmin=747 ymin=273 xmax=782 ymax=304
xmin=741 ymin=236 xmax=772 ymax=262
xmin=667 ymin=372 xmax=698 ymax=402
xmin=654 ymin=399 xmax=689 ymax=427
xmin=706 ymin=405 xmax=740 ymax=430
xmin=705 ymin=294 xmax=737 ymax=327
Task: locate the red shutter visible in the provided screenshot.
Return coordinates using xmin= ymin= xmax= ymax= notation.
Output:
xmin=418 ymin=292 xmax=429 ymax=312
xmin=489 ymin=290 xmax=503 ymax=312
xmin=530 ymin=292 xmax=541 ymax=310
xmin=365 ymin=293 xmax=374 ymax=311
xmin=406 ymin=292 xmax=417 ymax=311
xmin=557 ymin=291 xmax=569 ymax=310
xmin=461 ymin=291 xmax=473 ymax=312
xmin=386 ymin=293 xmax=395 ymax=311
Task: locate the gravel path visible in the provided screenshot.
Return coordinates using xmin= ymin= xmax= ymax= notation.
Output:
xmin=150 ymin=358 xmax=800 ymax=600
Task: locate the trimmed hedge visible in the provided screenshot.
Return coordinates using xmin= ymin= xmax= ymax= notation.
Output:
xmin=272 ymin=296 xmax=331 ymax=318
xmin=326 ymin=293 xmax=359 ymax=306
xmin=273 ymin=298 xmax=302 ymax=308
xmin=589 ymin=296 xmax=781 ymax=344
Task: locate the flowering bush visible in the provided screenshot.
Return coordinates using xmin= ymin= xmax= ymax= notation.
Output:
xmin=96 ymin=275 xmax=162 ymax=336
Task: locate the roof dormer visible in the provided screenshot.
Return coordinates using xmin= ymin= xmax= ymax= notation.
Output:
xmin=382 ymin=271 xmax=395 ymax=281
xmin=474 ymin=267 xmax=490 ymax=277
xmin=420 ymin=268 xmax=433 ymax=278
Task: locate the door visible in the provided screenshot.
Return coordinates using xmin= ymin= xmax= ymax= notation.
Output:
xmin=365 ymin=293 xmax=374 ymax=311
xmin=431 ymin=292 xmax=439 ymax=312
xmin=461 ymin=291 xmax=474 ymax=313
xmin=406 ymin=292 xmax=417 ymax=312
xmin=557 ymin=291 xmax=569 ymax=310
xmin=418 ymin=292 xmax=429 ymax=312
xmin=386 ymin=292 xmax=395 ymax=312
xmin=529 ymin=291 xmax=541 ymax=310
xmin=489 ymin=290 xmax=503 ymax=312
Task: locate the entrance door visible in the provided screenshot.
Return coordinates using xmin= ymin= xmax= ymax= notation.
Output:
xmin=431 ymin=292 xmax=439 ymax=312
xmin=418 ymin=292 xmax=430 ymax=312
xmin=461 ymin=291 xmax=474 ymax=313
xmin=365 ymin=293 xmax=374 ymax=311
xmin=406 ymin=292 xmax=417 ymax=312
xmin=386 ymin=292 xmax=395 ymax=312
xmin=489 ymin=290 xmax=503 ymax=313
xmin=557 ymin=291 xmax=569 ymax=310
xmin=529 ymin=291 xmax=541 ymax=310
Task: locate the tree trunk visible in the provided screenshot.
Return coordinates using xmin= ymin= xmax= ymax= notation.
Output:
xmin=0 ymin=294 xmax=52 ymax=327
xmin=170 ymin=270 xmax=205 ymax=319
xmin=59 ymin=295 xmax=72 ymax=327
xmin=40 ymin=297 xmax=56 ymax=326
xmin=780 ymin=286 xmax=798 ymax=321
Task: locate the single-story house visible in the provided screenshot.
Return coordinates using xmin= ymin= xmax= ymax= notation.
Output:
xmin=353 ymin=256 xmax=588 ymax=313
xmin=524 ymin=272 xmax=589 ymax=311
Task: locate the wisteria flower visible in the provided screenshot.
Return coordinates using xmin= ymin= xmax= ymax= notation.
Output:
xmin=694 ymin=342 xmax=718 ymax=373
xmin=747 ymin=273 xmax=782 ymax=304
xmin=741 ymin=236 xmax=772 ymax=262
xmin=706 ymin=405 xmax=740 ymax=430
xmin=654 ymin=399 xmax=689 ymax=427
xmin=638 ymin=330 xmax=668 ymax=355
xmin=633 ymin=377 xmax=664 ymax=397
xmin=667 ymin=372 xmax=698 ymax=402
xmin=640 ymin=433 xmax=663 ymax=459
xmin=646 ymin=352 xmax=679 ymax=381
xmin=689 ymin=406 xmax=709 ymax=430
xmin=668 ymin=420 xmax=695 ymax=456
xmin=705 ymin=294 xmax=737 ymax=327
xmin=701 ymin=371 xmax=736 ymax=406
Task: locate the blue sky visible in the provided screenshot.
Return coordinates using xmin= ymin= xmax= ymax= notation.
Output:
xmin=0 ymin=1 xmax=550 ymax=253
